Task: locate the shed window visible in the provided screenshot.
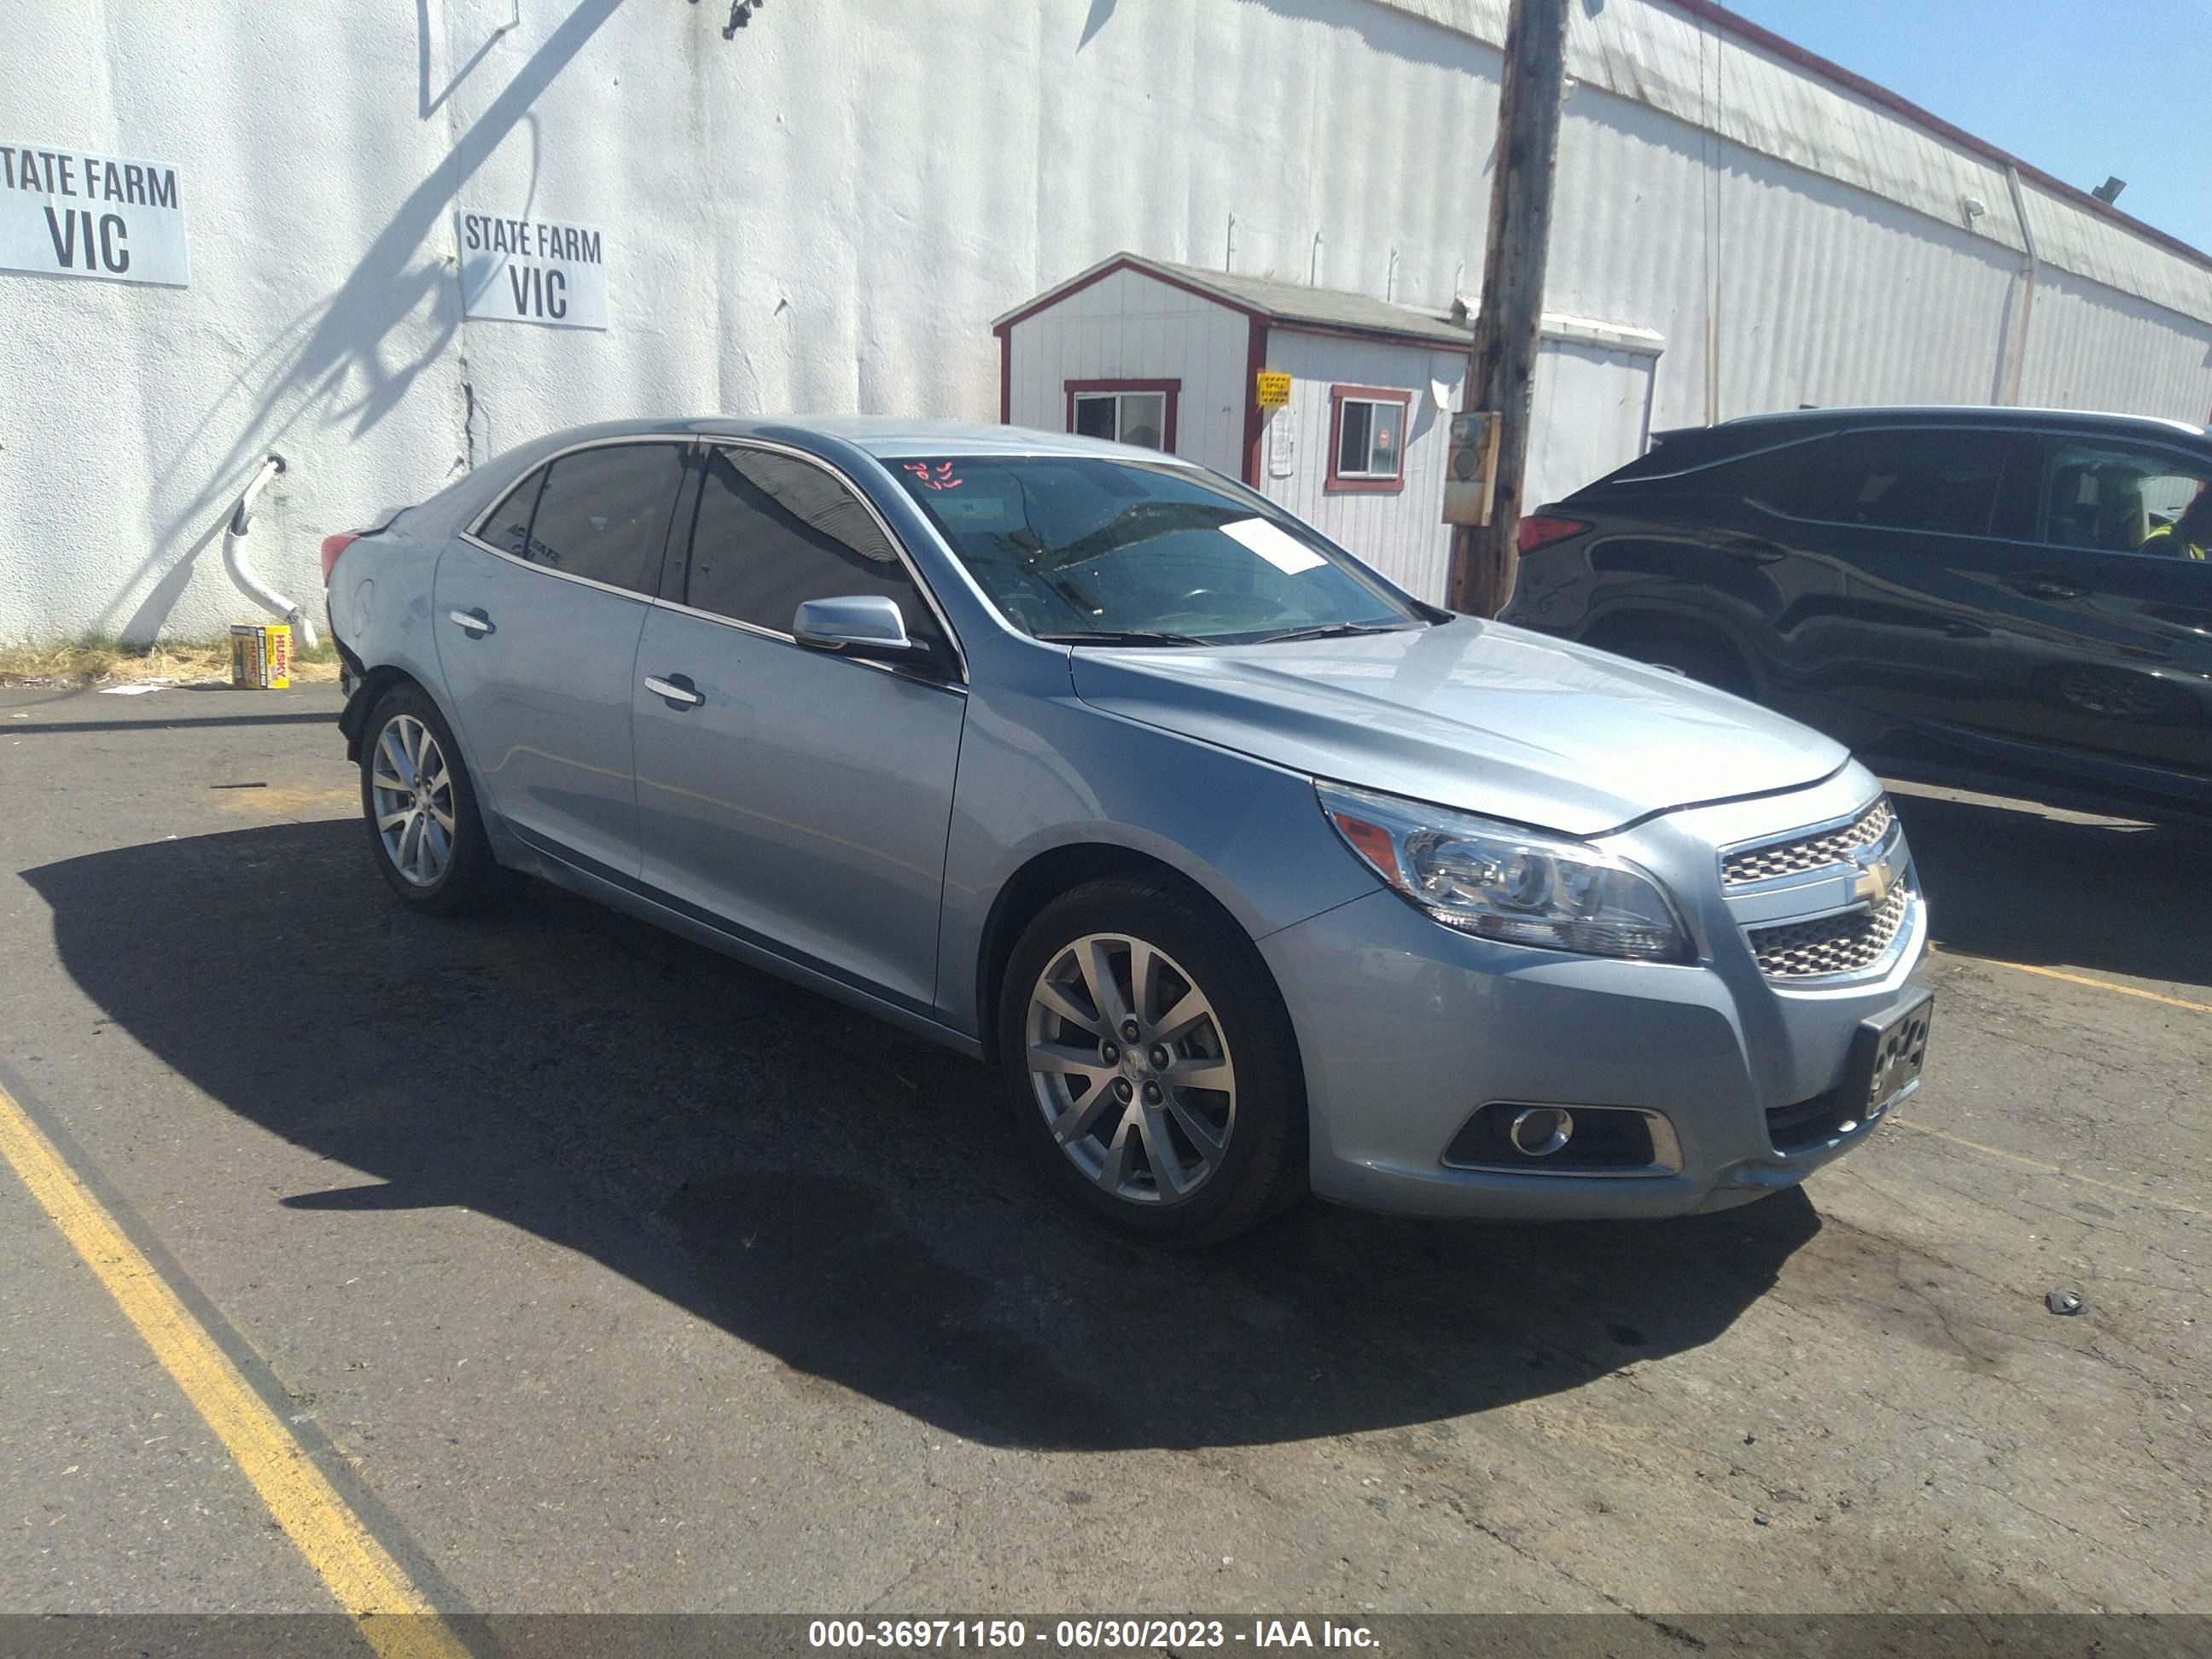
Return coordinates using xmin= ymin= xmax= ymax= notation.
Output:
xmin=1065 ymin=380 xmax=1179 ymax=451
xmin=1328 ymin=387 xmax=1412 ymax=493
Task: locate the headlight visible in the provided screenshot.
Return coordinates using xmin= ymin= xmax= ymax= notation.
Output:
xmin=1315 ymin=780 xmax=1692 ymax=962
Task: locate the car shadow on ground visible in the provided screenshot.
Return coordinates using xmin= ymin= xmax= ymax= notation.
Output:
xmin=27 ymin=820 xmax=1819 ymax=1452
xmin=1889 ymin=790 xmax=2212 ymax=992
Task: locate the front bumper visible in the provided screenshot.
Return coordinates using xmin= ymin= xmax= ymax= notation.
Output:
xmin=1258 ymin=775 xmax=1930 ymax=1221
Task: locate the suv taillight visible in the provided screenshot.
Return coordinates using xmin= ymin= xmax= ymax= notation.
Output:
xmin=1516 ymin=515 xmax=1591 ymax=556
xmin=319 ymin=533 xmax=360 ymax=585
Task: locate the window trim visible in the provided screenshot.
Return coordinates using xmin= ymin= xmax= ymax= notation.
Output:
xmin=1064 ymin=378 xmax=1181 ymax=453
xmin=1326 ymin=385 xmax=1413 ymax=495
xmin=461 ymin=434 xmax=696 ymax=601
xmin=657 ymin=437 xmax=970 ymax=688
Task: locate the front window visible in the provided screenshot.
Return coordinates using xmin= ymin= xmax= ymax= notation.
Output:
xmin=1066 ymin=381 xmax=1177 ymax=451
xmin=1328 ymin=387 xmax=1411 ymax=493
xmin=2040 ymin=442 xmax=2212 ymax=556
xmin=889 ymin=456 xmax=1426 ymax=645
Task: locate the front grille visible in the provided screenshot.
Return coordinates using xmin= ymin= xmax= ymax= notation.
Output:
xmin=1723 ymin=798 xmax=1895 ymax=886
xmin=1748 ymin=882 xmax=1912 ymax=978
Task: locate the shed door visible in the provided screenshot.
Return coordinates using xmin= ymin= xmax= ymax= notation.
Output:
xmin=1527 ymin=340 xmax=1658 ymax=509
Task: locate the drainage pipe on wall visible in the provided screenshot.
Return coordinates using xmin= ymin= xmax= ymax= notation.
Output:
xmin=2001 ymin=164 xmax=2039 ymax=407
xmin=221 ymin=454 xmax=318 ymax=650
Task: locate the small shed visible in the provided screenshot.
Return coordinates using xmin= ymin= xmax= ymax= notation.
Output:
xmin=993 ymin=253 xmax=1663 ymax=602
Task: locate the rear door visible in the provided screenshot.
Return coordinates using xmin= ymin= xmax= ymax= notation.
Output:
xmin=1990 ymin=434 xmax=2212 ymax=794
xmin=434 ymin=439 xmax=689 ymax=876
xmin=1735 ymin=424 xmax=2035 ymax=753
xmin=632 ymin=442 xmax=968 ymax=1013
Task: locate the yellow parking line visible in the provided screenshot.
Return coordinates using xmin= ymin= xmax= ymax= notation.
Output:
xmin=1885 ymin=1115 xmax=2209 ymax=1222
xmin=0 ymin=1082 xmax=469 ymax=1659
xmin=1940 ymin=952 xmax=2212 ymax=1016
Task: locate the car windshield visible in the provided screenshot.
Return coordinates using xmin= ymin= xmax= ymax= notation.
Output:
xmin=888 ymin=455 xmax=1426 ymax=644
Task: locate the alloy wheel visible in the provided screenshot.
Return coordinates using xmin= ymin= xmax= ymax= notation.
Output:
xmin=370 ymin=713 xmax=456 ymax=888
xmin=1024 ymin=933 xmax=1237 ymax=1204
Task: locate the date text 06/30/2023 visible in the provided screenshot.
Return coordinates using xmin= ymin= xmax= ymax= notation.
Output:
xmin=806 ymin=1620 xmax=1379 ymax=1650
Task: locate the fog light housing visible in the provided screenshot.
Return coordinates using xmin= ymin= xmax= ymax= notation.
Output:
xmin=1445 ymin=1103 xmax=1681 ymax=1175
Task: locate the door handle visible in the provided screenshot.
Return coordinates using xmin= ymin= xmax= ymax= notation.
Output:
xmin=446 ymin=608 xmax=492 ymax=635
xmin=1716 ymin=536 xmax=1788 ymax=564
xmin=2005 ymin=573 xmax=2088 ymax=601
xmin=644 ymin=673 xmax=704 ymax=709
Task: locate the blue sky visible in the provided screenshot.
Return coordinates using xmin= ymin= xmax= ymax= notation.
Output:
xmin=1724 ymin=0 xmax=2212 ymax=254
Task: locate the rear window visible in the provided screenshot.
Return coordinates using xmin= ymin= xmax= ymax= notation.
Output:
xmin=1754 ymin=428 xmax=2007 ymax=538
xmin=1579 ymin=434 xmax=1808 ymax=501
xmin=500 ymin=442 xmax=687 ymax=594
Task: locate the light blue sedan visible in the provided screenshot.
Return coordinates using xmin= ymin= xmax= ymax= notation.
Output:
xmin=323 ymin=418 xmax=1932 ymax=1245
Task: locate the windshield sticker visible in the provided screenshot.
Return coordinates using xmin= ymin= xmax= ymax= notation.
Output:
xmin=1223 ymin=516 xmax=1326 ymax=574
xmin=902 ymin=461 xmax=963 ymax=492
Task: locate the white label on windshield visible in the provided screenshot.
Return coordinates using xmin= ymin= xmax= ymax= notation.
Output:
xmin=1224 ymin=517 xmax=1325 ymax=574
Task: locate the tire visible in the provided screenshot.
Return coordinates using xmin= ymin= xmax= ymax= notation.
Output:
xmin=997 ymin=874 xmax=1307 ymax=1248
xmin=358 ymin=681 xmax=510 ymax=915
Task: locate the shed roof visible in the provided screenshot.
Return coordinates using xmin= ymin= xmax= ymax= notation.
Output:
xmin=994 ymin=253 xmax=1476 ymax=348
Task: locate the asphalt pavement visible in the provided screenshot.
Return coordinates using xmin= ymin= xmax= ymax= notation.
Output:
xmin=1 ymin=682 xmax=2206 ymax=1627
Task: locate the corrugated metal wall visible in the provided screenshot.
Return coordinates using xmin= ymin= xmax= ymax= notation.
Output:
xmin=3 ymin=0 xmax=2208 ymax=643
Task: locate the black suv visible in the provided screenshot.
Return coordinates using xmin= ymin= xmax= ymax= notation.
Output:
xmin=1501 ymin=407 xmax=2212 ymax=820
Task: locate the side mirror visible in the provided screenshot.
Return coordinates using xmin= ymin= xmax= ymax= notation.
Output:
xmin=791 ymin=594 xmax=918 ymax=661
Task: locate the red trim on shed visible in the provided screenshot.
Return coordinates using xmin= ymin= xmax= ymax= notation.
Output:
xmin=1325 ymin=385 xmax=1413 ymax=496
xmin=1242 ymin=319 xmax=1269 ymax=487
xmin=1065 ymin=378 xmax=1182 ymax=453
xmin=996 ymin=257 xmax=1266 ymax=336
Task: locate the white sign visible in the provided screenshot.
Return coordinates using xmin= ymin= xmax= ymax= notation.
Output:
xmin=0 ymin=143 xmax=189 ymax=286
xmin=1224 ymin=517 xmax=1325 ymax=574
xmin=457 ymin=211 xmax=607 ymax=329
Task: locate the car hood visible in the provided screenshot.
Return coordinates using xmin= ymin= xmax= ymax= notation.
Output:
xmin=1068 ymin=619 xmax=1848 ymax=837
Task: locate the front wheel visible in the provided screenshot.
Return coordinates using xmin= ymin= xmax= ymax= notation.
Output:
xmin=998 ymin=875 xmax=1307 ymax=1247
xmin=359 ymin=683 xmax=509 ymax=915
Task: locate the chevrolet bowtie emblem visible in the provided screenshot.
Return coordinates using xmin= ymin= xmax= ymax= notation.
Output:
xmin=1848 ymin=841 xmax=1897 ymax=905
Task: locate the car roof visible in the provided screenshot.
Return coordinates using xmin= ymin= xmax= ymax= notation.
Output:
xmin=1696 ymin=405 xmax=2209 ymax=442
xmin=488 ymin=414 xmax=1199 ymax=467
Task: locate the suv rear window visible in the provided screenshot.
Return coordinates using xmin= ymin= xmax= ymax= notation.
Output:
xmin=1755 ymin=428 xmax=2007 ymax=537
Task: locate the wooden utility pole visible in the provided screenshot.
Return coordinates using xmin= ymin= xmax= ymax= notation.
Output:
xmin=1446 ymin=0 xmax=1570 ymax=617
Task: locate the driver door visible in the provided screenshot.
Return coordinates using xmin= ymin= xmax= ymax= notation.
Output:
xmin=631 ymin=443 xmax=968 ymax=1014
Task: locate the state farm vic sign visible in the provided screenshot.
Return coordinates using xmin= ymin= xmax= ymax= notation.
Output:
xmin=0 ymin=143 xmax=189 ymax=286
xmin=457 ymin=210 xmax=608 ymax=329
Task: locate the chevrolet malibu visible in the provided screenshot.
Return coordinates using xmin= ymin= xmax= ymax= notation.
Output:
xmin=323 ymin=417 xmax=1933 ymax=1245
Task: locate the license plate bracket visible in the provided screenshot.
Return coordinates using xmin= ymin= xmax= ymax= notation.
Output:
xmin=1846 ymin=988 xmax=1935 ymax=1126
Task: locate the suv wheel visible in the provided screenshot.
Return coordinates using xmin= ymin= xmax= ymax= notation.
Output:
xmin=998 ymin=875 xmax=1306 ymax=1247
xmin=360 ymin=683 xmax=509 ymax=914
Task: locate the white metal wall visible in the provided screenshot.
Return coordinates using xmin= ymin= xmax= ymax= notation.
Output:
xmin=3 ymin=0 xmax=2209 ymax=644
xmin=1255 ymin=334 xmax=1468 ymax=599
xmin=1527 ymin=341 xmax=1657 ymax=512
xmin=1002 ymin=269 xmax=1249 ymax=477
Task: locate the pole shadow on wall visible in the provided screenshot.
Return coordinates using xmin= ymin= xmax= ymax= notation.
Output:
xmin=112 ymin=0 xmax=624 ymax=645
xmin=26 ymin=818 xmax=1819 ymax=1452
